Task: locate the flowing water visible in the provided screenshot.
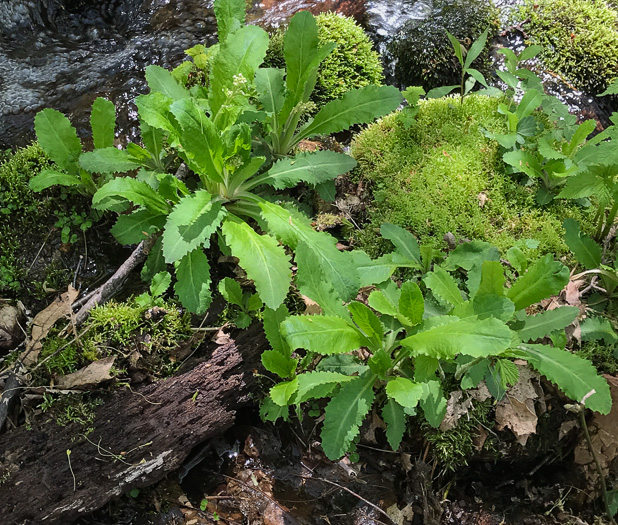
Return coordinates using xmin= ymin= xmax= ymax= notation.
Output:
xmin=0 ymin=0 xmax=612 ymax=149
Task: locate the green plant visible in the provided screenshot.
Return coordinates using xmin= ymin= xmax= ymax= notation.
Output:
xmin=426 ymin=27 xmax=491 ymax=104
xmin=134 ymin=271 xmax=172 ymax=308
xmin=67 ymin=0 xmax=402 ymax=314
xmin=218 ymin=277 xmax=263 ymax=328
xmin=519 ymin=0 xmax=618 ymax=95
xmin=265 ymin=13 xmax=384 ymax=110
xmin=261 ymin=224 xmax=611 ymax=460
xmin=53 ymin=208 xmax=93 ymax=244
xmin=351 ymin=94 xmax=591 ymax=255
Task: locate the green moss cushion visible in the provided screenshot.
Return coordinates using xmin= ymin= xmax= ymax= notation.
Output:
xmin=351 ymin=94 xmax=592 ymax=256
xmin=519 ymin=0 xmax=618 ymax=94
xmin=265 ymin=13 xmax=384 ymax=109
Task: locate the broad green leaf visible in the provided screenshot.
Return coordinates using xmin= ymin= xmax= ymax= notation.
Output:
xmin=454 ymin=294 xmax=514 ymax=322
xmin=295 ymin=371 xmax=354 ymax=403
xmin=558 ymin=170 xmax=607 ymax=200
xmin=368 ymin=349 xmax=391 ymax=376
xmin=466 ymin=68 xmax=488 ymax=87
xmin=382 ymin=399 xmax=406 ymax=451
xmin=255 ymin=68 xmax=286 ymax=115
xmin=507 ymin=254 xmax=569 ymax=311
xmin=515 ymin=89 xmax=542 ymax=119
xmin=281 ymin=315 xmax=366 ymax=354
xmin=401 ymin=316 xmax=512 ymax=359
xmin=564 ymin=120 xmax=596 ymax=157
xmin=150 ymin=271 xmax=172 ymax=298
xmin=79 ymin=147 xmax=140 ymax=174
xmin=367 ymin=288 xmax=413 ymax=327
xmin=351 ymin=251 xmax=419 ymax=288
xmin=426 ymin=85 xmax=459 ymax=98
xmin=580 ymin=317 xmax=618 ymax=344
xmin=513 ymin=344 xmax=611 ymax=414
xmin=386 ymin=377 xmax=424 ymax=409
xmin=423 ymin=266 xmax=464 ymax=308
xmin=463 ymin=27 xmax=489 ymax=70
xmin=110 ymin=209 xmax=166 ymax=245
xmin=348 ymin=301 xmax=383 ymax=345
xmin=380 ymin=223 xmax=422 ymax=266
xmin=295 ymin=242 xmax=349 ymax=319
xmin=247 ymin=151 xmax=356 ymax=190
xmin=518 ymin=307 xmax=579 ymax=342
xmin=317 ymin=354 xmax=368 ymax=375
xmin=141 ymin=237 xmax=166 ymax=281
xmin=299 ymin=85 xmax=403 ymax=141
xmin=163 ymin=190 xmax=226 ymax=263
xmin=91 ymin=97 xmax=116 ymax=150
xmin=495 ymin=359 xmax=519 ymax=389
xmin=209 ymin=25 xmax=270 ymax=118
xmin=218 ymin=277 xmax=244 ymax=307
xmin=600 ymin=79 xmax=618 ymax=96
xmin=420 ymin=380 xmax=447 ymax=428
xmin=135 ymin=93 xmax=176 ymax=134
xmin=503 ymin=149 xmax=542 ymax=178
xmin=34 ymin=108 xmax=81 ymax=172
xmin=169 ymin=98 xmax=224 ymax=182
xmin=263 ymin=304 xmax=291 ymax=356
xmin=259 ymin=200 xmax=359 ymax=301
xmin=261 ymin=350 xmax=297 ymax=379
xmin=413 ymin=355 xmax=438 ymax=382
xmin=222 ymin=218 xmax=291 ymax=309
xmin=174 ymin=248 xmax=212 ymax=314
xmin=93 ymin=177 xmax=170 ymax=214
xmin=321 ymin=371 xmax=376 ymax=459
xmin=145 ymin=65 xmax=190 ymax=101
xmin=141 ymin=123 xmax=165 ymax=163
xmin=460 ymin=358 xmax=490 ymax=389
xmin=29 ymin=171 xmax=82 ymax=192
xmin=563 ymin=219 xmax=601 ymax=270
xmin=443 ymin=241 xmax=500 ymax=271
xmin=506 ymin=246 xmax=527 ymax=273
xmin=214 ymin=0 xmax=245 ymax=41
xmin=475 ymin=261 xmax=505 ymax=297
xmin=399 ymin=282 xmax=424 ymax=326
xmin=270 ymin=378 xmax=299 ymax=406
xmin=283 ymin=11 xmax=333 ymax=112
xmin=260 ymin=397 xmax=289 ymax=422
xmin=518 ymin=45 xmax=543 ymax=62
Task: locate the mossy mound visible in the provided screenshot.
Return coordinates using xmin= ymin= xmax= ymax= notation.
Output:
xmin=265 ymin=12 xmax=384 ymax=109
xmin=388 ymin=0 xmax=498 ymax=90
xmin=350 ymin=94 xmax=592 ymax=256
xmin=37 ymin=297 xmax=192 ymax=383
xmin=519 ymin=0 xmax=618 ymax=94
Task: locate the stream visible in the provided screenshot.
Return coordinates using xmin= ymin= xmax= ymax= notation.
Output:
xmin=0 ymin=0 xmax=614 ymax=150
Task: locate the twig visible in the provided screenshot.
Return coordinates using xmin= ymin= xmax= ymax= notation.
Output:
xmin=67 ymin=449 xmax=76 ymax=491
xmin=298 ymin=475 xmax=394 ymax=524
xmin=566 ymin=399 xmax=618 ymax=525
xmin=75 ymin=235 xmax=157 ymax=325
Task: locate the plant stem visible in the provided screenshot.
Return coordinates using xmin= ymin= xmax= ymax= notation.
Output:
xmin=578 ymin=405 xmax=617 ymax=525
xmin=601 ymin=199 xmax=618 ymax=240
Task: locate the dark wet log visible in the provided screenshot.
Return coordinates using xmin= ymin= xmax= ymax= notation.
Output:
xmin=0 ymin=323 xmax=268 ymax=525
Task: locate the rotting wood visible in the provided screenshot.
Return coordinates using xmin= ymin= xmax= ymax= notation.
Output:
xmin=0 ymin=322 xmax=267 ymax=525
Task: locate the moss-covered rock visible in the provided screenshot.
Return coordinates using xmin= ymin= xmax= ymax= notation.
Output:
xmin=350 ymin=94 xmax=593 ymax=256
xmin=265 ymin=12 xmax=384 ymax=108
xmin=519 ymin=0 xmax=618 ymax=94
xmin=388 ymin=0 xmax=499 ymax=90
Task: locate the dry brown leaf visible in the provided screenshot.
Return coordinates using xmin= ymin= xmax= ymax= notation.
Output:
xmin=477 ymin=192 xmax=489 ymax=208
xmin=213 ymin=324 xmax=232 ymax=346
xmin=0 ymin=301 xmax=25 ymax=350
xmin=386 ymin=503 xmax=414 ymax=525
xmin=362 ymin=409 xmax=386 ymax=444
xmin=564 ymin=278 xmax=585 ymax=307
xmin=22 ymin=285 xmax=79 ymax=366
xmin=473 ymin=425 xmax=488 ymax=451
xmin=55 ymin=356 xmax=116 ymax=389
xmin=301 ymin=295 xmax=322 ymax=315
xmin=439 ymin=384 xmax=491 ymax=431
xmin=495 ymin=366 xmax=540 ymax=446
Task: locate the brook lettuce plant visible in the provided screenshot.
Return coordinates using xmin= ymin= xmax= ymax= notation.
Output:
xmin=261 ymin=224 xmax=612 ymax=459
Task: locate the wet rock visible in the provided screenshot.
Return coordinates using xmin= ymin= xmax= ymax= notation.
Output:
xmin=387 ymin=0 xmax=499 ymax=90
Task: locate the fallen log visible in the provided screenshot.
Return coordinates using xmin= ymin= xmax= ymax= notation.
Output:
xmin=0 ymin=322 xmax=268 ymax=525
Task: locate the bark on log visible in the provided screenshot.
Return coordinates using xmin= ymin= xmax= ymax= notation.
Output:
xmin=0 ymin=323 xmax=268 ymax=525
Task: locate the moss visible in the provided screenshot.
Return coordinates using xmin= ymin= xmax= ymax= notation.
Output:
xmin=388 ymin=0 xmax=499 ymax=90
xmin=576 ymin=341 xmax=618 ymax=374
xmin=519 ymin=0 xmax=618 ymax=94
xmin=423 ymin=399 xmax=496 ymax=471
xmin=350 ymin=94 xmax=593 ymax=256
xmin=265 ymin=13 xmax=384 ymax=108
